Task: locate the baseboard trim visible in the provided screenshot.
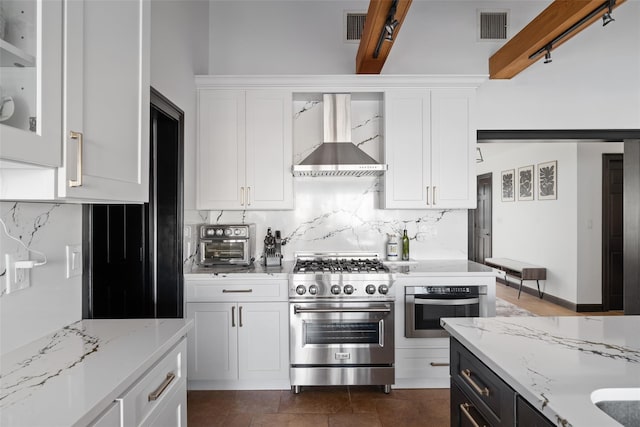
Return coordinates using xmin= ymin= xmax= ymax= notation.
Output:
xmin=576 ymin=304 xmax=604 ymax=312
xmin=496 ymin=278 xmax=601 ymax=312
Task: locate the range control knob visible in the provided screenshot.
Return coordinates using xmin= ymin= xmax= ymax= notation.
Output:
xmin=378 ymin=284 xmax=389 ymax=295
xmin=295 ymin=285 xmax=306 ymax=295
xmin=331 ymin=285 xmax=341 ymax=295
xmin=343 ymin=284 xmax=354 ymax=295
xmin=365 ymin=284 xmax=376 ymax=295
xmin=308 ymin=285 xmax=319 ymax=295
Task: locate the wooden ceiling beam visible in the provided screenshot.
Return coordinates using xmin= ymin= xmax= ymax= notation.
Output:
xmin=356 ymin=0 xmax=413 ymax=74
xmin=490 ymin=0 xmax=626 ymax=79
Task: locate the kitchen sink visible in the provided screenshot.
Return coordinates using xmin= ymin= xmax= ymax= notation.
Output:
xmin=591 ymin=388 xmax=640 ymax=427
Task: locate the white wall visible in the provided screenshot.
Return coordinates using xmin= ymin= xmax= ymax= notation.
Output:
xmin=477 ymin=142 xmax=625 ymax=306
xmin=0 ymin=202 xmax=82 ymax=354
xmin=151 ymin=0 xmax=210 ymax=210
xmin=477 ymin=143 xmax=579 ymax=303
xmin=577 ymin=143 xmax=624 ymax=304
xmin=208 ymin=0 xmax=640 ymax=129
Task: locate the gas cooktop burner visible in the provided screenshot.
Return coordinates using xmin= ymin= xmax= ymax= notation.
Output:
xmin=289 ymin=253 xmax=394 ymax=300
xmin=293 ymin=258 xmax=389 ymax=274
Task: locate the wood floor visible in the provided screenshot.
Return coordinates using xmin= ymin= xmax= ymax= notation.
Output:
xmin=496 ymin=281 xmax=624 ymax=317
xmin=187 ymin=282 xmax=622 ymax=426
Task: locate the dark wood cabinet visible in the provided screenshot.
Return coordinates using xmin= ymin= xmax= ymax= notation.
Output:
xmin=450 ymin=338 xmax=553 ymax=427
xmin=516 ymin=396 xmax=554 ymax=427
xmin=450 ymin=338 xmax=516 ymax=427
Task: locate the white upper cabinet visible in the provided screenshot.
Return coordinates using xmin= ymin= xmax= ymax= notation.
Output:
xmin=58 ymin=0 xmax=150 ymax=202
xmin=0 ymin=0 xmax=150 ymax=203
xmin=197 ymin=88 xmax=293 ymax=210
xmin=0 ymin=0 xmax=63 ymax=167
xmin=430 ymin=89 xmax=476 ymax=209
xmin=383 ymin=90 xmax=431 ymax=209
xmin=383 ymin=88 xmax=477 ymax=209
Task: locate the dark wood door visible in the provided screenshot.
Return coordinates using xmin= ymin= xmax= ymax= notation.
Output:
xmin=472 ymin=173 xmax=492 ymax=264
xmin=603 ymin=154 xmax=624 ymax=311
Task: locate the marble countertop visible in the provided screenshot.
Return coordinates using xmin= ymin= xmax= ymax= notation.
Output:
xmin=184 ymin=261 xmax=294 ymax=279
xmin=0 ymin=318 xmax=193 ymax=427
xmin=384 ymin=259 xmax=497 ymax=276
xmin=184 ymin=259 xmax=496 ymax=279
xmin=442 ymin=315 xmax=640 ymax=427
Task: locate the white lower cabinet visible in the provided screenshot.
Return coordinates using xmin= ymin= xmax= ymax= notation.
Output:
xmin=187 ymin=301 xmax=290 ymax=389
xmin=395 ymin=347 xmax=451 ymax=389
xmin=88 ymin=337 xmax=187 ymax=427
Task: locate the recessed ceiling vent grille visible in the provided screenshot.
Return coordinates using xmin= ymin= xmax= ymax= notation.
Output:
xmin=345 ymin=12 xmax=367 ymax=42
xmin=478 ymin=10 xmax=509 ymax=40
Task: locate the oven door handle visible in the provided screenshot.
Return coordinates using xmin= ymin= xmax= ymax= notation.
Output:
xmin=293 ymin=306 xmax=391 ymax=314
xmin=413 ymin=297 xmax=480 ymax=306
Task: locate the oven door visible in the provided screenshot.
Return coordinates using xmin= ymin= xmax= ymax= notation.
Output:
xmin=290 ymin=301 xmax=394 ymax=365
xmin=405 ymin=295 xmax=480 ymax=338
xmin=199 ymin=239 xmax=250 ymax=265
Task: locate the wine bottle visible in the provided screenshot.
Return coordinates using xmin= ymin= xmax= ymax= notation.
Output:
xmin=402 ymin=229 xmax=410 ymax=261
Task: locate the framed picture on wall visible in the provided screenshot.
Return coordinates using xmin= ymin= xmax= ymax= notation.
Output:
xmin=501 ymin=169 xmax=515 ymax=202
xmin=518 ymin=165 xmax=534 ymax=201
xmin=538 ymin=160 xmax=558 ymax=200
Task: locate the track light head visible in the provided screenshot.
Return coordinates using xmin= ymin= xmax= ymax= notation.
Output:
xmin=544 ymin=50 xmax=552 ymax=64
xmin=602 ymin=12 xmax=615 ymax=26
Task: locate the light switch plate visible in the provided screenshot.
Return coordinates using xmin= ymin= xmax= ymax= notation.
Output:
xmin=66 ymin=244 xmax=82 ymax=278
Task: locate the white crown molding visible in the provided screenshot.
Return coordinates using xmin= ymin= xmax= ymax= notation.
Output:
xmin=195 ymin=74 xmax=488 ymax=91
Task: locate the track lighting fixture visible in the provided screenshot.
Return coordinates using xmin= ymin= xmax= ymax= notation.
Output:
xmin=528 ymin=0 xmax=616 ymax=66
xmin=373 ymin=0 xmax=399 ymax=58
xmin=602 ymin=0 xmax=616 ymax=25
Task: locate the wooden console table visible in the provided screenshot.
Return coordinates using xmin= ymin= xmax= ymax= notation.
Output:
xmin=484 ymin=258 xmax=547 ymax=299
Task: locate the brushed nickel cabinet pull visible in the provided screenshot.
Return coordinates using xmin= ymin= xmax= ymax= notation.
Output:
xmin=148 ymin=372 xmax=176 ymax=401
xmin=68 ymin=131 xmax=83 ymax=187
xmin=231 ymin=306 xmax=236 ymax=327
xmin=239 ymin=306 xmax=243 ymax=327
xmin=460 ymin=403 xmax=485 ymax=427
xmin=433 ymin=186 xmax=438 ymax=205
xmin=430 ymin=362 xmax=450 ymax=367
xmin=240 ymin=187 xmax=245 ymax=206
xmin=247 ymin=187 xmax=251 ymax=206
xmin=222 ymin=289 xmax=253 ymax=293
xmin=462 ymin=369 xmax=490 ymax=396
xmin=426 ymin=186 xmax=430 ymax=205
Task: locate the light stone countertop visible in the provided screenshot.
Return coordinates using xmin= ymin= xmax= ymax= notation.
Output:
xmin=0 ymin=318 xmax=193 ymax=427
xmin=184 ymin=259 xmax=497 ymax=279
xmin=442 ymin=315 xmax=640 ymax=427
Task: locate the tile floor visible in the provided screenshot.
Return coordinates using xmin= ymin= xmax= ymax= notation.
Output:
xmin=187 ymin=386 xmax=450 ymax=427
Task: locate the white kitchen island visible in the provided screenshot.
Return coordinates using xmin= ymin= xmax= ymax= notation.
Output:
xmin=442 ymin=315 xmax=640 ymax=427
xmin=0 ymin=318 xmax=193 ymax=426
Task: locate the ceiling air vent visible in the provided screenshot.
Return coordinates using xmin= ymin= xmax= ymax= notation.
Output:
xmin=478 ymin=10 xmax=509 ymax=41
xmin=345 ymin=12 xmax=366 ymax=43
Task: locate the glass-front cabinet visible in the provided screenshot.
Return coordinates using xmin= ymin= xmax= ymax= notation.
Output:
xmin=0 ymin=0 xmax=62 ymax=167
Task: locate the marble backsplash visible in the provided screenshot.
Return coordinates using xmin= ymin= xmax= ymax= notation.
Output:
xmin=0 ymin=202 xmax=82 ymax=355
xmin=184 ymin=177 xmax=467 ymax=269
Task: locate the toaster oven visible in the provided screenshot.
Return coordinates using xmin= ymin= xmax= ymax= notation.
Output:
xmin=198 ymin=224 xmax=256 ymax=266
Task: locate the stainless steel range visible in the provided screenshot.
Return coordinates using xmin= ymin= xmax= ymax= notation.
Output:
xmin=289 ymin=253 xmax=395 ymax=394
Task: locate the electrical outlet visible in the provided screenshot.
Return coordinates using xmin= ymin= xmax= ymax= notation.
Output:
xmin=4 ymin=254 xmax=31 ymax=294
xmin=66 ymin=244 xmax=82 ymax=278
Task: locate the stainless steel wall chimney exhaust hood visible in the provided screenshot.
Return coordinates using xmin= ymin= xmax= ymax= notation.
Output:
xmin=292 ymin=94 xmax=388 ymax=177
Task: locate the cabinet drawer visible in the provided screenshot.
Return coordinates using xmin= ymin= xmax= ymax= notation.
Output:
xmin=450 ymin=338 xmax=515 ymax=427
xmin=122 ymin=338 xmax=186 ymax=426
xmin=451 ymin=381 xmax=495 ymax=427
xmin=186 ymin=280 xmax=287 ymax=302
xmin=396 ymin=347 xmax=450 ymax=379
